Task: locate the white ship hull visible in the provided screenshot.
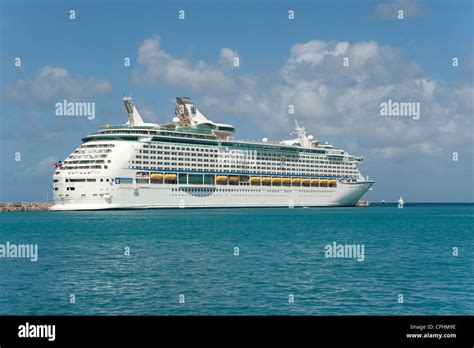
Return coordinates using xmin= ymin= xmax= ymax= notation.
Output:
xmin=51 ymin=180 xmax=372 ymax=211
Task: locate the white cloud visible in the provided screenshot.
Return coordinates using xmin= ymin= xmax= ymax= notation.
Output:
xmin=133 ymin=35 xmax=236 ymax=92
xmin=290 ymin=40 xmax=330 ymax=65
xmin=414 ymin=78 xmax=437 ymax=97
xmin=130 ymin=35 xmax=473 ymax=160
xmin=219 ymin=48 xmax=239 ymax=68
xmin=351 ymin=41 xmax=379 ymax=61
xmin=370 ymin=142 xmax=442 ymax=159
xmin=369 ymin=146 xmax=405 ymax=159
xmin=259 ymin=40 xmax=471 ymax=158
xmin=6 ymin=66 xmax=112 ymax=102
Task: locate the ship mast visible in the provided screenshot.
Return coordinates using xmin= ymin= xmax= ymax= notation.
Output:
xmin=292 ymin=120 xmax=313 ymax=148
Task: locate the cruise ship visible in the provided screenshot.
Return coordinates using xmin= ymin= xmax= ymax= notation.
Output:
xmin=51 ymin=97 xmax=374 ymax=210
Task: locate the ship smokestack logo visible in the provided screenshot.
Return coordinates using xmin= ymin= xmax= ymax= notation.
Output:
xmin=55 ymin=99 xmax=95 ymax=120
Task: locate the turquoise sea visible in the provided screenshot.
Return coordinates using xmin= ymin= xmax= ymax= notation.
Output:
xmin=0 ymin=204 xmax=472 ymax=315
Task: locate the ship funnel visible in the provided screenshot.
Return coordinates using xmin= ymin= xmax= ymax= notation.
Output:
xmin=174 ymin=97 xmax=210 ymax=126
xmin=123 ymin=96 xmax=145 ymax=126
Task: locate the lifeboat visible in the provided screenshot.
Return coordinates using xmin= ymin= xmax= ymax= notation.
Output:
xmin=216 ymin=175 xmax=228 ymax=182
xmin=302 ymin=178 xmax=311 ymax=186
xmin=250 ymin=177 xmax=261 ymax=184
xmin=272 ymin=177 xmax=281 ymax=185
xmin=228 ymin=176 xmax=239 ymax=183
xmin=310 ymin=179 xmax=320 ymax=187
xmin=328 ymin=179 xmax=337 ymax=186
xmin=261 ymin=177 xmax=271 ymax=185
xmin=150 ymin=173 xmax=163 ymax=180
xmin=319 ymin=179 xmax=328 ymax=186
xmin=164 ymin=173 xmax=177 ymax=183
xmin=292 ymin=178 xmax=301 ymax=185
xmin=282 ymin=178 xmax=292 ymax=186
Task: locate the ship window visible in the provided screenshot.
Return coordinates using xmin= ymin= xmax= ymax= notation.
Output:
xmin=188 ymin=174 xmax=203 ymax=185
xmin=178 ymin=173 xmax=187 ymax=184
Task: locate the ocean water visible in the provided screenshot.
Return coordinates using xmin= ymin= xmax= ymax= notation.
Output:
xmin=0 ymin=204 xmax=472 ymax=315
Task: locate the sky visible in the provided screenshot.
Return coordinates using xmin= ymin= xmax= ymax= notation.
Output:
xmin=0 ymin=0 xmax=473 ymax=202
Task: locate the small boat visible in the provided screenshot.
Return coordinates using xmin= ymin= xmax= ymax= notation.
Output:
xmin=291 ymin=178 xmax=301 ymax=185
xmin=164 ymin=173 xmax=177 ymax=183
xmin=216 ymin=175 xmax=228 ymax=182
xmin=271 ymin=177 xmax=281 ymax=185
xmin=228 ymin=176 xmax=239 ymax=183
xmin=398 ymin=196 xmax=404 ymax=208
xmin=250 ymin=177 xmax=261 ymax=184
